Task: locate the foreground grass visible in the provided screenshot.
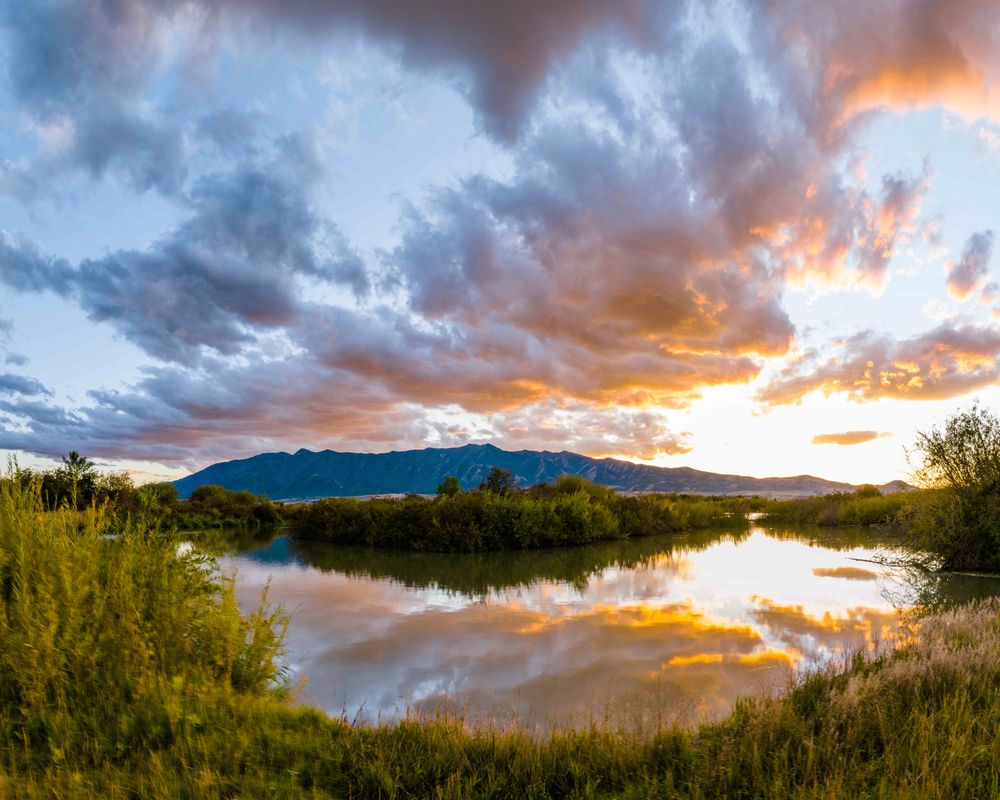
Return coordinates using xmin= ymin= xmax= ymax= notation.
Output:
xmin=4 ymin=481 xmax=1000 ymax=798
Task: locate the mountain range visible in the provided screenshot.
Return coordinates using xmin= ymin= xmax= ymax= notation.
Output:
xmin=172 ymin=443 xmax=910 ymax=500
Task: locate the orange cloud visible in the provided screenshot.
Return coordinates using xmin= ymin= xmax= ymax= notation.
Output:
xmin=811 ymin=431 xmax=891 ymax=446
xmin=758 ymin=324 xmax=1000 ymax=406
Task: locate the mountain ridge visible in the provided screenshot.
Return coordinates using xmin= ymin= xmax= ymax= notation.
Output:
xmin=172 ymin=443 xmax=910 ymax=500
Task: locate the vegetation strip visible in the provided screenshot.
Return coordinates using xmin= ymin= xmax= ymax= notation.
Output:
xmin=3 ymin=478 xmax=1000 ymax=797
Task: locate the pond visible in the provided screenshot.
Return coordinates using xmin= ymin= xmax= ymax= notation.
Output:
xmin=223 ymin=524 xmax=1000 ymax=731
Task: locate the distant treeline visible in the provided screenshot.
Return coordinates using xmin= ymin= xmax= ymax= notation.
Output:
xmin=5 ymin=452 xmax=281 ymax=530
xmin=292 ymin=471 xmax=747 ymax=552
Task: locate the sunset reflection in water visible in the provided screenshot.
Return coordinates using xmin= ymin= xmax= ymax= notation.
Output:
xmin=224 ymin=526 xmax=996 ymax=730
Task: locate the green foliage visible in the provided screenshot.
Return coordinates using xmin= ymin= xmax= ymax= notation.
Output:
xmin=0 ymin=475 xmax=287 ymax=787
xmin=906 ymin=402 xmax=1000 ymax=570
xmin=760 ymin=488 xmax=908 ymax=528
xmin=2 ymin=454 xmax=283 ymax=532
xmin=480 ymin=465 xmax=516 ymax=494
xmin=178 ymin=484 xmax=282 ymax=529
xmin=436 ymin=475 xmax=462 ymax=497
xmin=293 ymin=478 xmax=744 ymax=552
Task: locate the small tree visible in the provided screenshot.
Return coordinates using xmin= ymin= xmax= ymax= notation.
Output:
xmin=479 ymin=466 xmax=515 ymax=494
xmin=436 ymin=475 xmax=461 ymax=497
xmin=908 ymin=402 xmax=1000 ymax=570
xmin=60 ymin=451 xmax=96 ymax=509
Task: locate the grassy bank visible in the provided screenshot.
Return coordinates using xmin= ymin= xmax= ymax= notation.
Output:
xmin=291 ymin=475 xmax=745 ymax=552
xmin=4 ymin=477 xmax=1000 ymax=797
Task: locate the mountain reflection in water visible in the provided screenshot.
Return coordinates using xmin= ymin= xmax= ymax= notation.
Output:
xmin=223 ymin=525 xmax=1000 ymax=730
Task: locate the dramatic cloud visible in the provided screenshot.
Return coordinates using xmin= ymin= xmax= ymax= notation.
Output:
xmin=3 ymin=0 xmax=1000 ymax=468
xmin=779 ymin=167 xmax=930 ymax=290
xmin=766 ymin=0 xmax=1000 ymax=125
xmin=759 ymin=324 xmax=1000 ymax=406
xmin=811 ymin=431 xmax=891 ymax=446
xmin=1 ymin=135 xmax=366 ymax=364
xmin=947 ymin=230 xmax=995 ymax=299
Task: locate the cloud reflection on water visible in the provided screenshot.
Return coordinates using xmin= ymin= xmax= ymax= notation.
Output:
xmin=225 ymin=527 xmax=944 ymax=729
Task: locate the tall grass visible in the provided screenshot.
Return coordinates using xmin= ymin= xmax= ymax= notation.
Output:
xmin=5 ymin=476 xmax=1000 ymax=797
xmin=0 ymin=476 xmax=287 ymax=789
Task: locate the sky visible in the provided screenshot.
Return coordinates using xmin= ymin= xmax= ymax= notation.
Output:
xmin=1 ymin=0 xmax=1000 ymax=485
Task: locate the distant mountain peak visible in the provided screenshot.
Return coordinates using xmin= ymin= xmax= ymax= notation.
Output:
xmin=172 ymin=443 xmax=906 ymax=501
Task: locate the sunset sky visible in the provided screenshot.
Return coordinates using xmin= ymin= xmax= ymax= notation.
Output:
xmin=2 ymin=0 xmax=1000 ymax=484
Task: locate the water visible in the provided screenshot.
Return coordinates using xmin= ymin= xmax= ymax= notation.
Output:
xmin=223 ymin=525 xmax=1000 ymax=730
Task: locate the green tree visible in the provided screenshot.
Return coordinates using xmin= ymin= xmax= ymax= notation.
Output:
xmin=908 ymin=402 xmax=1000 ymax=570
xmin=479 ymin=466 xmax=515 ymax=494
xmin=59 ymin=451 xmax=96 ymax=509
xmin=436 ymin=475 xmax=462 ymax=497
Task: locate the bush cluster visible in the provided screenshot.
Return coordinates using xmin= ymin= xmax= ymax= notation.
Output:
xmin=759 ymin=487 xmax=908 ymax=527
xmin=292 ymin=475 xmax=742 ymax=552
xmin=2 ymin=455 xmax=282 ymax=531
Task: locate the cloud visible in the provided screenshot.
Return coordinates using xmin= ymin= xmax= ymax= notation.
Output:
xmin=192 ymin=0 xmax=662 ymax=144
xmin=0 ymin=135 xmax=367 ymax=364
xmin=0 ymin=0 xmax=194 ymax=199
xmin=766 ymin=0 xmax=1000 ymax=126
xmin=0 ymin=373 xmax=51 ymax=397
xmin=0 ymin=231 xmax=74 ymax=294
xmin=479 ymin=403 xmax=692 ymax=460
xmin=1 ymin=0 xmax=660 ymax=162
xmin=0 ymin=352 xmax=699 ymax=468
xmin=779 ymin=166 xmax=930 ymax=290
xmin=758 ymin=324 xmax=1000 ymax=405
xmin=947 ymin=230 xmax=994 ymax=299
xmin=811 ymin=431 xmax=891 ymax=446
xmin=3 ymin=1 xmax=1000 ymax=467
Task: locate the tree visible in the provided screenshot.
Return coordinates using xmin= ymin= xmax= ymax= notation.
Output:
xmin=908 ymin=402 xmax=1000 ymax=570
xmin=42 ymin=450 xmax=97 ymax=509
xmin=479 ymin=466 xmax=515 ymax=494
xmin=912 ymin=402 xmax=1000 ymax=496
xmin=436 ymin=475 xmax=462 ymax=497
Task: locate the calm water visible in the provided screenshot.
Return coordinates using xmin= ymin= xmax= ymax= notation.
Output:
xmin=223 ymin=525 xmax=1000 ymax=729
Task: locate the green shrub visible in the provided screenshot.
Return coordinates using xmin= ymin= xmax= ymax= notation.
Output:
xmin=0 ymin=475 xmax=286 ymax=775
xmin=293 ymin=480 xmax=743 ymax=552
